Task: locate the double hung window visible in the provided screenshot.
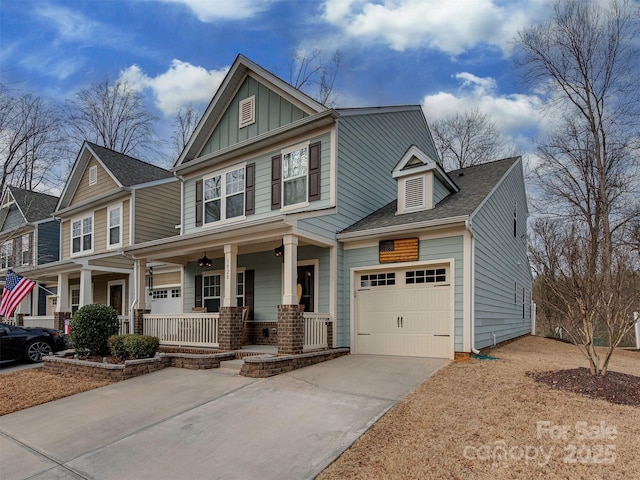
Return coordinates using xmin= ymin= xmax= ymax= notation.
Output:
xmin=282 ymin=145 xmax=308 ymax=207
xmin=107 ymin=205 xmax=122 ymax=247
xmin=72 ymin=216 xmax=93 ymax=254
xmin=204 ymin=167 xmax=245 ymax=224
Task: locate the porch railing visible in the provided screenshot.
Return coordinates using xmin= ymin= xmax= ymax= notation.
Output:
xmin=23 ymin=316 xmax=55 ymax=329
xmin=118 ymin=316 xmax=130 ymax=335
xmin=143 ymin=313 xmax=219 ymax=348
xmin=303 ymin=313 xmax=331 ymax=351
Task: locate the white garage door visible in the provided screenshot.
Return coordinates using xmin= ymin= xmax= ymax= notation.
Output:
xmin=149 ymin=287 xmax=182 ymax=314
xmin=356 ymin=266 xmax=452 ymax=358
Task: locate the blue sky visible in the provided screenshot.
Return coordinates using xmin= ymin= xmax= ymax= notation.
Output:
xmin=1 ymin=0 xmax=556 ymax=166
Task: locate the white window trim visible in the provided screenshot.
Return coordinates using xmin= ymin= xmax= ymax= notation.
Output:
xmin=280 ymin=259 xmax=319 ymax=312
xmin=70 ymin=213 xmax=94 ymax=257
xmin=202 ymin=163 xmax=247 ymax=227
xmin=89 ymin=165 xmax=97 ymax=185
xmin=238 ymin=95 xmax=256 ymax=128
xmin=107 ymin=280 xmax=126 ymax=316
xmin=397 ymin=172 xmax=433 ymax=214
xmin=70 ymin=286 xmax=80 ymax=313
xmin=21 ymin=233 xmax=30 ymax=266
xmin=281 ymin=141 xmax=310 ymax=209
xmin=1 ymin=241 xmax=13 ymax=269
xmin=107 ymin=203 xmax=123 ymax=249
xmin=202 ymin=268 xmax=246 ymax=305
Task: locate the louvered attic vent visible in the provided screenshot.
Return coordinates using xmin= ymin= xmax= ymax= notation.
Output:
xmin=239 ymin=95 xmax=255 ymax=128
xmin=404 ymin=176 xmax=425 ymax=210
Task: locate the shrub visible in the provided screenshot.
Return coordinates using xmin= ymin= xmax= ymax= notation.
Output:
xmin=70 ymin=304 xmax=120 ymax=356
xmin=108 ymin=335 xmax=128 ymax=360
xmin=108 ymin=334 xmax=160 ymax=359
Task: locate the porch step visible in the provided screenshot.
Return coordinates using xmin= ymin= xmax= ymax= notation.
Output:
xmin=219 ymin=359 xmax=244 ymax=372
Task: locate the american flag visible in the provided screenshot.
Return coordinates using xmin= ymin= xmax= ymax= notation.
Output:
xmin=0 ymin=270 xmax=36 ymax=319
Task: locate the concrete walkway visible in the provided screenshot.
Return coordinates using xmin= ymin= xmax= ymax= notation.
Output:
xmin=0 ymin=355 xmax=448 ymax=480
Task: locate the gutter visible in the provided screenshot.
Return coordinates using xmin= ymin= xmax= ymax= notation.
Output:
xmin=465 ymin=218 xmax=480 ymax=355
xmin=337 ymin=215 xmax=469 ymax=241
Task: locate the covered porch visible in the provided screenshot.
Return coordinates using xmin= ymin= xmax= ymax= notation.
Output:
xmin=127 ymin=218 xmax=337 ymax=355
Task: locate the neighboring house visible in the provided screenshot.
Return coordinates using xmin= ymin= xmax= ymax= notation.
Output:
xmin=21 ymin=142 xmax=181 ymax=331
xmin=0 ymin=186 xmax=60 ymax=317
xmin=126 ymin=55 xmax=532 ymax=358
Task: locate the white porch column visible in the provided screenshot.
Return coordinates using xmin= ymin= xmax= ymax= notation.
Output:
xmin=135 ymin=259 xmax=147 ymax=311
xmin=223 ymin=244 xmax=238 ymax=307
xmin=79 ymin=269 xmax=92 ymax=307
xmin=282 ymin=234 xmax=298 ymax=305
xmin=56 ymin=273 xmax=69 ymax=312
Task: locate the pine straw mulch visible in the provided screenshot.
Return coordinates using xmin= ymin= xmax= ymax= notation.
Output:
xmin=318 ymin=336 xmax=640 ymax=480
xmin=0 ymin=369 xmax=110 ymax=416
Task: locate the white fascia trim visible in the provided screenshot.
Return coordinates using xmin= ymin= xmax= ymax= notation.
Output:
xmin=330 ymin=125 xmax=337 ymax=207
xmin=342 ymin=226 xmax=467 ymax=250
xmin=128 ymin=176 xmax=178 ymax=190
xmin=337 ymin=216 xmax=469 ymax=241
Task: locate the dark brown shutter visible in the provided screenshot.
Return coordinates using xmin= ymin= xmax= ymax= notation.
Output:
xmin=244 ymin=270 xmax=254 ymax=320
xmin=271 ymin=155 xmax=281 ymax=210
xmin=195 ymin=180 xmax=203 ymax=227
xmin=308 ymin=141 xmax=321 ymax=201
xmin=28 ymin=232 xmax=33 ymax=265
xmin=245 ymin=163 xmax=255 ymax=215
xmin=194 ymin=275 xmax=203 ymax=308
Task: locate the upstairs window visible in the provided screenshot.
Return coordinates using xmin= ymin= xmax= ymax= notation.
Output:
xmin=283 ymin=144 xmax=309 ymax=207
xmin=21 ymin=234 xmax=30 ymax=265
xmin=89 ymin=165 xmax=97 ymax=185
xmin=107 ymin=205 xmax=122 ymax=248
xmin=1 ymin=241 xmax=13 ymax=269
xmin=239 ymin=95 xmax=255 ymax=128
xmin=203 ymin=166 xmax=245 ymax=224
xmin=72 ymin=216 xmax=93 ymax=254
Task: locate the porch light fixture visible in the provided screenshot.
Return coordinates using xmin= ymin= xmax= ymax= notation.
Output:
xmin=198 ymin=252 xmax=212 ymax=267
xmin=274 ymin=244 xmax=284 ymax=261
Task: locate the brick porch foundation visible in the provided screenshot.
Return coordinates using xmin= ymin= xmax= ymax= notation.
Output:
xmin=219 ymin=306 xmax=244 ymax=351
xmin=277 ymin=304 xmax=304 ymax=355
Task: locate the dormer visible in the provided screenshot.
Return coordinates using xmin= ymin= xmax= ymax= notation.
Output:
xmin=392 ymin=145 xmax=458 ymax=214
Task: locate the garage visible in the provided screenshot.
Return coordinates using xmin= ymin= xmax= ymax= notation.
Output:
xmin=355 ymin=265 xmax=452 ymax=358
xmin=149 ymin=287 xmax=182 ymax=314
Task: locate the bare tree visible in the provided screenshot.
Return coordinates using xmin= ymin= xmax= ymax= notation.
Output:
xmin=170 ymin=103 xmax=201 ymax=163
xmin=431 ymin=108 xmax=516 ymax=170
xmin=288 ymin=49 xmax=342 ymax=107
xmin=0 ymin=87 xmax=65 ymax=196
xmin=518 ymin=0 xmax=640 ymax=375
xmin=65 ymin=77 xmax=157 ymax=158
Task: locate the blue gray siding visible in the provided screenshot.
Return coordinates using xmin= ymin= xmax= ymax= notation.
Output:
xmin=342 ymin=235 xmax=464 ymax=350
xmin=37 ymin=220 xmax=60 ymax=264
xmin=472 ymin=160 xmax=531 ymax=348
xmin=200 ymin=76 xmax=309 ymax=157
xmin=433 ymin=177 xmax=450 ymax=205
xmin=1 ymin=205 xmax=24 ymax=232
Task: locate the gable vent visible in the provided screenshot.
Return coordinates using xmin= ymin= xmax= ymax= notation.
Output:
xmin=404 ymin=176 xmax=425 ymax=210
xmin=239 ymin=95 xmax=255 ymax=128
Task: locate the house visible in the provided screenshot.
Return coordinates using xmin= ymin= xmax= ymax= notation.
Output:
xmin=125 ymin=55 xmax=532 ymax=358
xmin=19 ymin=142 xmax=181 ymax=332
xmin=0 ymin=186 xmax=60 ymax=318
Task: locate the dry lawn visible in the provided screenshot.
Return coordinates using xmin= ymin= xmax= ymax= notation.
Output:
xmin=318 ymin=336 xmax=640 ymax=480
xmin=0 ymin=368 xmax=109 ymax=416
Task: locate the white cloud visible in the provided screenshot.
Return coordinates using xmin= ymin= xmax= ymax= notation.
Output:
xmin=119 ymin=60 xmax=229 ymax=116
xmin=322 ymin=0 xmax=553 ymax=55
xmin=157 ymin=0 xmax=278 ymax=21
xmin=422 ymin=72 xmax=546 ymax=152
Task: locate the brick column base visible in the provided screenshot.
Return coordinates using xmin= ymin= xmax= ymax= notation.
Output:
xmin=16 ymin=314 xmax=25 ymax=326
xmin=326 ymin=321 xmax=334 ymax=349
xmin=54 ymin=312 xmax=71 ymax=332
xmin=277 ymin=304 xmax=304 ymax=355
xmin=134 ymin=309 xmax=150 ymax=335
xmin=218 ymin=306 xmax=244 ymax=351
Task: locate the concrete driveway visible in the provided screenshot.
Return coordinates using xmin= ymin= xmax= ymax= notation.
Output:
xmin=0 ymin=355 xmax=448 ymax=480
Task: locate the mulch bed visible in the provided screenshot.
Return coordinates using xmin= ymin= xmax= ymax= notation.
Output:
xmin=532 ymin=367 xmax=640 ymax=407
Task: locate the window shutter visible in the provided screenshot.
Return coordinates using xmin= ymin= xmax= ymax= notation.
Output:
xmin=195 ymin=180 xmax=203 ymax=227
xmin=245 ymin=163 xmax=255 ymax=215
xmin=271 ymin=155 xmax=281 ymax=210
xmin=28 ymin=232 xmax=33 ymax=265
xmin=308 ymin=141 xmax=321 ymax=201
xmin=244 ymin=269 xmax=254 ymax=320
xmin=195 ymin=275 xmax=203 ymax=308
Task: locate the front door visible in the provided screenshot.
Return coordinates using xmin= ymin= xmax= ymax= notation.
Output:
xmin=297 ymin=265 xmax=315 ymax=312
xmin=108 ymin=281 xmax=125 ymax=315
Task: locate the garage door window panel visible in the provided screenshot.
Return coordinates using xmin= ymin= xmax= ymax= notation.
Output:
xmin=360 ymin=273 xmax=395 ymax=287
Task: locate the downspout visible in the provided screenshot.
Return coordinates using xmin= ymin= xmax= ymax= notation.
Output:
xmin=465 ymin=219 xmax=480 ymax=354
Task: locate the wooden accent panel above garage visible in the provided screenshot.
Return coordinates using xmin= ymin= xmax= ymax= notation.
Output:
xmin=379 ymin=238 xmax=419 ymax=263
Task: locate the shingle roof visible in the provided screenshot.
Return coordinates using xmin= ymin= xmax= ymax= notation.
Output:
xmin=8 ymin=186 xmax=59 ymax=223
xmin=340 ymin=157 xmax=519 ymax=234
xmin=86 ymin=142 xmax=173 ymax=186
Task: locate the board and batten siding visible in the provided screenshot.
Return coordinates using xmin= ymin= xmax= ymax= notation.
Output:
xmin=199 ymin=76 xmax=309 ymax=157
xmin=472 ymin=160 xmax=531 ymax=349
xmin=342 ymin=235 xmax=465 ymax=351
xmin=37 ymin=220 xmax=60 ymax=264
xmin=183 ymin=132 xmax=331 ymax=234
xmin=134 ymin=182 xmax=181 ymax=243
xmin=69 ymin=157 xmax=119 ymax=207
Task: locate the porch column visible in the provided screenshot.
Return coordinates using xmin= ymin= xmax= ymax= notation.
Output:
xmin=135 ymin=259 xmax=147 ymax=311
xmin=218 ymin=307 xmax=243 ymax=350
xmin=282 ymin=234 xmax=298 ymax=305
xmin=79 ymin=269 xmax=92 ymax=307
xmin=56 ymin=273 xmax=69 ymax=312
xmin=222 ymin=244 xmax=238 ymax=307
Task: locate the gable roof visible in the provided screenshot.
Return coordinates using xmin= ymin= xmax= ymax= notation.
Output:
xmin=3 ymin=186 xmax=59 ymax=223
xmin=57 ymin=142 xmax=173 ymax=210
xmin=338 ymin=157 xmax=520 ymax=237
xmin=176 ymin=54 xmax=328 ymax=168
